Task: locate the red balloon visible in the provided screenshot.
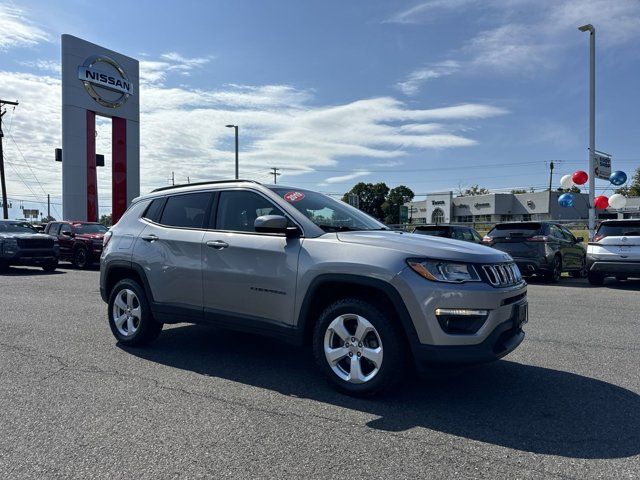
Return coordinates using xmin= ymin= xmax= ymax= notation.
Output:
xmin=594 ymin=195 xmax=609 ymax=210
xmin=572 ymin=170 xmax=589 ymax=185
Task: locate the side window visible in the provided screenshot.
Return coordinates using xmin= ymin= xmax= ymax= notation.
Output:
xmin=549 ymin=225 xmax=565 ymax=240
xmin=143 ymin=198 xmax=165 ymax=222
xmin=159 ymin=193 xmax=212 ymax=229
xmin=47 ymin=223 xmax=60 ymax=235
xmin=59 ymin=224 xmax=72 ymax=236
xmin=560 ymin=226 xmax=576 ymax=242
xmin=216 ymin=190 xmax=285 ymax=233
xmin=461 ymin=228 xmax=475 ymax=241
xmin=451 ymin=228 xmax=464 ymax=240
xmin=470 ymin=229 xmax=483 ymax=242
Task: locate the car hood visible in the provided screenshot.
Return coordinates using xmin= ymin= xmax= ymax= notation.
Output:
xmin=337 ymin=230 xmax=511 ymax=263
xmin=76 ymin=233 xmax=105 ymax=240
xmin=0 ymin=232 xmax=53 ymax=240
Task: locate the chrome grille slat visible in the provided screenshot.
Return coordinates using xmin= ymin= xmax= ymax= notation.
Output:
xmin=482 ymin=262 xmax=522 ymax=287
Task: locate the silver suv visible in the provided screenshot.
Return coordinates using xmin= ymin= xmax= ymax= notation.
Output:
xmin=100 ymin=180 xmax=528 ymax=395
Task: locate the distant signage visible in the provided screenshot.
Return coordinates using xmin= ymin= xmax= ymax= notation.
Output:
xmin=78 ymin=54 xmax=132 ymax=108
xmin=431 ymin=200 xmax=445 ymax=206
xmin=23 ymin=209 xmax=39 ymax=218
xmin=594 ymin=151 xmax=611 ymax=180
xmin=399 ymin=205 xmax=409 ymax=223
xmin=474 ymin=202 xmax=490 ymax=208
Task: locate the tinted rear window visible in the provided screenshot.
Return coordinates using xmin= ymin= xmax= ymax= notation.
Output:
xmin=596 ymin=222 xmax=640 ymax=237
xmin=414 ymin=228 xmax=449 ymax=236
xmin=488 ymin=223 xmax=543 ymax=238
xmin=160 ymin=193 xmax=211 ymax=228
xmin=143 ymin=198 xmax=166 ymax=222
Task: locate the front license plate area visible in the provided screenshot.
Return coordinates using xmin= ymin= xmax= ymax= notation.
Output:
xmin=514 ymin=302 xmax=528 ymax=329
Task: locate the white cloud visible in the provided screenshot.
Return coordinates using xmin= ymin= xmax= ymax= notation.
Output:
xmin=0 ymin=4 xmax=49 ymax=50
xmin=320 ymin=171 xmax=372 ymax=186
xmin=18 ymin=59 xmax=61 ymax=74
xmin=140 ymin=52 xmax=213 ymax=85
xmin=396 ymin=61 xmax=460 ymax=95
xmin=384 ymin=0 xmax=476 ymax=24
xmin=0 ymin=65 xmax=506 ymax=209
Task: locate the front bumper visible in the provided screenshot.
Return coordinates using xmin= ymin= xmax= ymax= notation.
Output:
xmin=412 ymin=305 xmax=526 ymax=367
xmin=1 ymin=250 xmax=58 ymax=266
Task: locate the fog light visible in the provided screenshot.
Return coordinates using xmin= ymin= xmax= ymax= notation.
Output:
xmin=435 ymin=308 xmax=489 ymax=335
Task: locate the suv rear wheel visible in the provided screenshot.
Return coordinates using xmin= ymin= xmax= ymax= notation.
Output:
xmin=545 ymin=255 xmax=562 ymax=283
xmin=108 ymin=279 xmax=162 ymax=346
xmin=312 ymin=298 xmax=408 ymax=396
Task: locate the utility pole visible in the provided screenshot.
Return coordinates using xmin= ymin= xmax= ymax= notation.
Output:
xmin=171 ymin=171 xmax=175 ymax=186
xmin=0 ymin=99 xmax=19 ymax=219
xmin=187 ymin=177 xmax=190 ymax=184
xmin=579 ymin=24 xmax=596 ymax=237
xmin=270 ymin=167 xmax=281 ymax=184
xmin=47 ymin=194 xmax=50 ymax=219
xmin=548 ymin=161 xmax=554 ymax=191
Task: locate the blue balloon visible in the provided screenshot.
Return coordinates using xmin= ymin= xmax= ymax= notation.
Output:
xmin=558 ymin=193 xmax=574 ymax=208
xmin=609 ymin=170 xmax=627 ymax=186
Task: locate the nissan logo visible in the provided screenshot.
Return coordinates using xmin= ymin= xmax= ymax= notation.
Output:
xmin=78 ymin=55 xmax=132 ymax=108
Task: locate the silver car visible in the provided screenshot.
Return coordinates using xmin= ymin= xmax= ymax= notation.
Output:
xmin=100 ymin=180 xmax=528 ymax=395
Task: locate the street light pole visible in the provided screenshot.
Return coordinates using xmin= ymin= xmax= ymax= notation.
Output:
xmin=579 ymin=24 xmax=596 ymax=237
xmin=225 ymin=125 xmax=239 ymax=179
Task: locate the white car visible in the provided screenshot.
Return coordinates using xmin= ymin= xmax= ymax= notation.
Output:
xmin=587 ymin=220 xmax=640 ymax=285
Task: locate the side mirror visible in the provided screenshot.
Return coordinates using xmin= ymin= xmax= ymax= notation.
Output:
xmin=62 ymin=230 xmax=72 ymax=237
xmin=575 ymin=237 xmax=584 ymax=243
xmin=254 ymin=215 xmax=301 ymax=238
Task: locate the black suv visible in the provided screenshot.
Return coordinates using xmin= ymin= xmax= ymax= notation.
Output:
xmin=0 ymin=220 xmax=59 ymax=272
xmin=483 ymin=221 xmax=586 ymax=282
xmin=45 ymin=221 xmax=108 ymax=268
xmin=412 ymin=224 xmax=483 ymax=243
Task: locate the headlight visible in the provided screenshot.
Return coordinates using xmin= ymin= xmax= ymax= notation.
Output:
xmin=407 ymin=258 xmax=481 ymax=283
xmin=2 ymin=238 xmax=18 ymax=254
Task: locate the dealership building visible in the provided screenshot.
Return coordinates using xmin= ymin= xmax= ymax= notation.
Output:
xmin=406 ymin=191 xmax=640 ymax=224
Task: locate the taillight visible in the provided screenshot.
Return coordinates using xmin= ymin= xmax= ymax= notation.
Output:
xmin=482 ymin=236 xmax=492 ymax=243
xmin=103 ymin=231 xmax=113 ymax=248
xmin=527 ymin=235 xmax=549 ymax=242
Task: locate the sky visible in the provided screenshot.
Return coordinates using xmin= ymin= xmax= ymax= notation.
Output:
xmin=0 ymin=0 xmax=639 ymax=220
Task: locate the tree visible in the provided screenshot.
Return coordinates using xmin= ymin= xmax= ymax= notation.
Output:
xmin=382 ymin=186 xmax=415 ymax=224
xmin=511 ymin=189 xmax=527 ymax=194
xmin=615 ymin=167 xmax=640 ymax=197
xmin=40 ymin=215 xmax=56 ymax=223
xmin=100 ymin=214 xmax=112 ymax=227
xmin=464 ymin=185 xmax=490 ymax=196
xmin=342 ymin=182 xmax=389 ymax=220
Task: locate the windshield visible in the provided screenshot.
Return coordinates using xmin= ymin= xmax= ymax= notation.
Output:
xmin=74 ymin=224 xmax=108 ymax=234
xmin=270 ymin=188 xmax=387 ymax=232
xmin=487 ymin=223 xmax=543 ymax=238
xmin=596 ymin=221 xmax=640 ymax=237
xmin=0 ymin=222 xmax=38 ymax=233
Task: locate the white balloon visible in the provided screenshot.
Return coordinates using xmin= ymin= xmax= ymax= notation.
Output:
xmin=609 ymin=194 xmax=627 ymax=209
xmin=560 ymin=174 xmax=574 ymax=189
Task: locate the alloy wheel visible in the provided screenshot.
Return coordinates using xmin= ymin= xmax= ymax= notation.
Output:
xmin=324 ymin=314 xmax=383 ymax=384
xmin=113 ymin=289 xmax=141 ymax=337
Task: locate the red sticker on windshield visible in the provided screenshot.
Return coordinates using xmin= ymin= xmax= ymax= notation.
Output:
xmin=284 ymin=191 xmax=305 ymax=202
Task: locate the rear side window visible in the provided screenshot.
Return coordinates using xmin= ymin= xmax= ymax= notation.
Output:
xmin=143 ymin=198 xmax=165 ymax=223
xmin=159 ymin=193 xmax=212 ymax=229
xmin=487 ymin=223 xmax=543 ymax=238
xmin=414 ymin=228 xmax=449 ymax=237
xmin=60 ymin=224 xmax=72 ymax=235
xmin=596 ymin=221 xmax=640 ymax=237
xmin=216 ymin=190 xmax=285 ymax=232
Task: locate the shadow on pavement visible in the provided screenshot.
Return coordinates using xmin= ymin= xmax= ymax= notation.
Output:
xmin=0 ymin=266 xmax=65 ymax=276
xmin=125 ymin=324 xmax=640 ymax=460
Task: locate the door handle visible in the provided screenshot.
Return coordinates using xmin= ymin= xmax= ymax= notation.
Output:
xmin=141 ymin=234 xmax=159 ymax=242
xmin=206 ymin=240 xmax=229 ymax=250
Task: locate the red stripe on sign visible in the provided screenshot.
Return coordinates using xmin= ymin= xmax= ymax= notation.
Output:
xmin=86 ymin=111 xmax=97 ymax=222
xmin=112 ymin=117 xmax=127 ymax=224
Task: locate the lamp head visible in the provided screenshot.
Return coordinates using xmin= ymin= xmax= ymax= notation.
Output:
xmin=578 ymin=24 xmax=594 ymax=33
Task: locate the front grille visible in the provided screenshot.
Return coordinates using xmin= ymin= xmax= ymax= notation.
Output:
xmin=17 ymin=238 xmax=54 ymax=249
xmin=482 ymin=262 xmax=522 ymax=287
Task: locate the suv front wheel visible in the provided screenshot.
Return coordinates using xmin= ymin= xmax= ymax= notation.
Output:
xmin=312 ymin=298 xmax=408 ymax=396
xmin=108 ymin=279 xmax=163 ymax=346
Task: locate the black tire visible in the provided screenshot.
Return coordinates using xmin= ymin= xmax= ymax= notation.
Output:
xmin=545 ymin=255 xmax=562 ymax=283
xmin=570 ymin=259 xmax=588 ymax=278
xmin=42 ymin=259 xmax=58 ymax=272
xmin=107 ymin=279 xmax=162 ymax=346
xmin=312 ymin=297 xmax=409 ymax=396
xmin=0 ymin=260 xmax=8 ymax=273
xmin=72 ymin=246 xmax=90 ymax=269
xmin=588 ymin=272 xmax=605 ymax=286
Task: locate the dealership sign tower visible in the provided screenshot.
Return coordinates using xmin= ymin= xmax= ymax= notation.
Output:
xmin=61 ymin=35 xmax=140 ymax=223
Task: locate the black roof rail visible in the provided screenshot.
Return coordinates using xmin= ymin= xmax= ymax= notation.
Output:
xmin=151 ymin=179 xmax=262 ymax=193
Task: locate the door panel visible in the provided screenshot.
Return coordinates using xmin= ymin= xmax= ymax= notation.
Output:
xmin=202 ymin=231 xmax=300 ymax=324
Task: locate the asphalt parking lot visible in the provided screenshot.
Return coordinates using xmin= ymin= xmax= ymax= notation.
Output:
xmin=0 ymin=266 xmax=638 ymax=479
